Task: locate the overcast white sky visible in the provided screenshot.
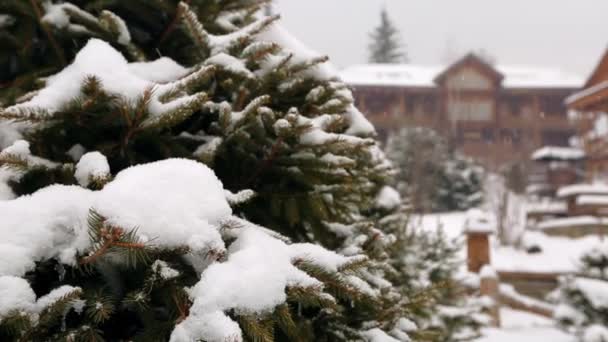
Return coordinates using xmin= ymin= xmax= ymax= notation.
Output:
xmin=273 ymin=0 xmax=608 ymax=77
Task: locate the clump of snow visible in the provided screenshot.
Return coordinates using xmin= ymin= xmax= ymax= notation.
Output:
xmin=74 ymin=151 xmax=110 ymax=187
xmin=375 ymin=186 xmax=401 ymax=210
xmin=2 ymin=139 xmax=31 ymax=157
xmin=480 ymin=265 xmax=497 ymax=279
xmin=205 ymin=53 xmax=253 ymax=78
xmin=0 ymin=276 xmax=36 ymax=318
xmin=42 ymin=2 xmax=96 ymax=34
xmin=361 ymin=328 xmax=401 ymax=342
xmin=152 ymin=260 xmax=180 ymax=280
xmin=553 ymin=303 xmax=585 ymax=327
xmin=5 ymin=39 xmax=197 ymax=121
xmin=224 ymin=189 xmax=255 ymax=206
xmin=0 ymin=277 xmax=81 ymax=321
xmin=128 ymin=57 xmax=191 ymax=83
xmin=0 ymin=158 xmax=365 ymax=340
xmin=531 ymin=146 xmax=585 ymax=161
xmin=463 ymin=209 xmax=496 ymax=234
xmin=584 ymin=325 xmax=608 ymax=342
xmin=66 ymin=144 xmax=86 ymax=162
xmin=35 ymin=285 xmax=81 ymax=313
xmin=100 ymin=10 xmax=131 ymax=45
xmin=171 ymin=226 xmax=360 ymax=342
xmin=0 ymin=14 xmax=15 ymax=28
xmin=0 ymin=159 xmax=230 ymax=279
xmin=572 ymin=277 xmax=608 ymax=310
xmin=257 ymin=23 xmax=337 ymax=80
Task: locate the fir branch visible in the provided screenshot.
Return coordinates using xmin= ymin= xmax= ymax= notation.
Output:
xmin=37 ymin=289 xmax=83 ymax=332
xmin=80 ymin=210 xmax=148 ymax=266
xmin=0 ymin=107 xmax=53 ymax=122
xmin=273 ymin=304 xmax=301 ymax=342
xmin=178 ymin=2 xmax=210 ymax=57
xmin=289 ymin=56 xmax=330 ymax=75
xmin=157 ymin=0 xmax=192 ymax=46
xmin=0 ymin=153 xmax=29 ymax=171
xmin=85 ymin=293 xmax=114 ymax=324
xmin=238 ymin=315 xmax=274 ymax=342
xmin=28 ymin=0 xmax=66 ymax=66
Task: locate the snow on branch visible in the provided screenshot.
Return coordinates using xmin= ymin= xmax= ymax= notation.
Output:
xmin=0 ymin=158 xmax=366 ymax=341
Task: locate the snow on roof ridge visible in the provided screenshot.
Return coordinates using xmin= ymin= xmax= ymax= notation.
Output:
xmin=531 ymin=146 xmax=585 ymax=161
xmin=557 ymin=183 xmax=608 ymax=198
xmin=339 ymin=62 xmax=584 ymax=88
xmin=537 ymin=215 xmax=608 ymax=230
xmin=576 ymin=194 xmax=608 ymax=206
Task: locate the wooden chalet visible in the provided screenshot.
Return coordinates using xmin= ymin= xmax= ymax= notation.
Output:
xmin=341 ymin=53 xmax=583 ymax=169
xmin=567 ymin=47 xmax=608 ymax=182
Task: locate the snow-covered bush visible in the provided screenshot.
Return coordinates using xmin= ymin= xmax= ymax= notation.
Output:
xmin=385 ymin=127 xmax=483 ymax=213
xmin=377 ymin=202 xmax=486 ymax=341
xmin=553 ymin=242 xmax=608 ymax=340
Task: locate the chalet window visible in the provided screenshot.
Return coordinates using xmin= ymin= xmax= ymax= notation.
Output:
xmin=460 ymin=129 xmax=483 ymax=142
xmin=482 ymin=128 xmax=495 ymax=142
xmin=445 ymin=67 xmax=493 ymax=90
xmin=541 ymin=130 xmax=572 ymax=146
xmin=539 ymin=96 xmax=566 ymax=116
xmin=500 ymin=128 xmax=523 ymax=145
xmin=364 ymin=92 xmax=398 ymax=114
xmin=447 ymin=97 xmax=493 ymax=121
xmin=422 ymin=96 xmax=437 ymax=114
xmin=405 ymin=96 xmax=415 ymax=114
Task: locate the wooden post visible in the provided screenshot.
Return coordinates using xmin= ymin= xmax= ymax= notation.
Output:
xmin=464 ymin=210 xmax=495 ymax=273
xmin=480 ymin=265 xmax=501 ymax=327
xmin=466 ymin=232 xmax=491 ymax=273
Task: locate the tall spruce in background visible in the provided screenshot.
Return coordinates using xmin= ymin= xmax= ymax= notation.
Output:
xmin=368 ymin=8 xmax=408 ymax=64
xmin=0 ymin=0 xmax=443 ymax=341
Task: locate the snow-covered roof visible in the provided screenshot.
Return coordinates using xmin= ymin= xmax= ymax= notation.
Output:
xmin=557 ymin=183 xmax=608 ymax=198
xmin=340 ymin=63 xmax=583 ymax=89
xmin=577 ymin=195 xmax=608 ymax=206
xmin=566 ymin=80 xmax=608 ymax=106
xmin=339 ymin=64 xmax=442 ymax=88
xmin=463 ymin=209 xmax=496 ymax=234
xmin=536 ymin=216 xmax=608 ymax=230
xmin=531 ymin=146 xmax=585 ymax=161
xmin=525 ymin=201 xmax=567 ymax=215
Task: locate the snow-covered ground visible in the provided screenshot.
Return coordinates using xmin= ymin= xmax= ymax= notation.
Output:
xmin=475 ymin=308 xmax=574 ymax=342
xmin=410 ymin=211 xmax=590 ymax=340
xmin=411 ymin=211 xmax=603 ymax=273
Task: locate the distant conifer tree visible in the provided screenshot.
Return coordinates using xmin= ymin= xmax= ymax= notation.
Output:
xmin=368 ymin=8 xmax=408 ymax=64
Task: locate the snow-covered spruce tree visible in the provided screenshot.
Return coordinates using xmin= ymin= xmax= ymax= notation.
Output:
xmin=368 ymin=8 xmax=408 ymax=64
xmin=373 ymin=189 xmax=485 ymax=342
xmin=385 ymin=127 xmax=483 ymax=213
xmin=0 ymin=1 xmax=420 ymax=341
xmin=553 ymin=242 xmax=608 ymax=341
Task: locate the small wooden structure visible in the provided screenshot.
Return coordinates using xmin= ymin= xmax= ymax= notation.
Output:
xmin=528 ymin=146 xmax=584 ymax=197
xmin=464 ymin=210 xmax=495 ymax=273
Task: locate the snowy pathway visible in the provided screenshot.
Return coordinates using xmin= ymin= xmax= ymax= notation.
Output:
xmin=475 ymin=308 xmax=575 ymax=342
